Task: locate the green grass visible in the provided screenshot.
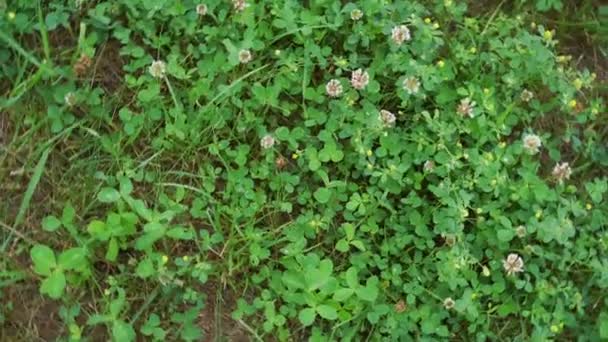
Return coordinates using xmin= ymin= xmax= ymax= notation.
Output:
xmin=1 ymin=1 xmax=608 ymax=341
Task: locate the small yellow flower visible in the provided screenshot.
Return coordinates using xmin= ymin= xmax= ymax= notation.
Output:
xmin=433 ymin=23 xmax=440 ymax=29
xmin=182 ymin=255 xmax=190 ymax=262
xmin=550 ymin=325 xmax=560 ymax=333
xmin=499 ymin=141 xmax=506 ymax=148
xmin=483 ymin=88 xmax=490 ymax=94
xmin=568 ymin=99 xmax=577 ymax=109
xmin=161 ymin=255 xmax=169 ymax=264
xmin=366 ymin=149 xmax=373 ymax=157
xmin=573 ymin=78 xmax=583 ymax=90
xmin=535 ymin=210 xmax=542 ymax=219
xmin=543 ymin=30 xmax=554 ymax=40
xmin=424 ymin=18 xmax=431 ymax=24
xmin=469 ymin=47 xmax=477 ymax=54
xmin=586 ymin=203 xmax=592 ymax=210
xmin=8 ymin=12 xmax=16 ymax=20
xmin=292 ymin=153 xmax=299 ymax=160
xmin=437 ymin=60 xmax=445 ymax=68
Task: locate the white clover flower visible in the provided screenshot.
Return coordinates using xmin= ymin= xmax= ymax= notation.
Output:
xmin=238 ymin=49 xmax=252 ymax=64
xmin=552 ymin=162 xmax=572 ymax=182
xmin=522 ymin=133 xmax=542 ymax=154
xmin=350 ymin=9 xmax=363 ymax=21
xmin=149 ymin=60 xmax=166 ymax=79
xmin=457 ymin=98 xmax=475 ymax=118
xmin=64 ymin=92 xmax=77 ymax=107
xmin=391 ymin=25 xmax=411 ymax=45
xmin=503 ymin=253 xmax=524 ymax=275
xmin=326 ymin=79 xmax=343 ymax=97
xmin=232 ymin=0 xmax=249 ymax=12
xmin=196 ymin=4 xmax=208 ymax=16
xmin=443 ymin=297 xmax=455 ymax=310
xmin=515 ymin=225 xmax=526 ymax=238
xmin=521 ymin=89 xmax=534 ymax=102
xmin=260 ymin=134 xmax=275 ymax=149
xmin=402 ymin=76 xmax=420 ymax=95
xmin=351 ymin=69 xmax=369 ymax=90
xmin=379 ymin=109 xmax=396 ymax=127
xmin=423 ymin=160 xmax=435 ymax=172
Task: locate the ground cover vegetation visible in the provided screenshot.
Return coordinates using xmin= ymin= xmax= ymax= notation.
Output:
xmin=1 ymin=0 xmax=607 ymax=340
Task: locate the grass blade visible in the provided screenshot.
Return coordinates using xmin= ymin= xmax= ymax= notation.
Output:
xmin=13 ymin=147 xmax=51 ymax=227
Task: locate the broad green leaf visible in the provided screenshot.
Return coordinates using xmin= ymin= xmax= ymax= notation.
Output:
xmin=335 ymin=239 xmax=350 ymax=252
xmin=298 ymin=308 xmax=316 ymax=326
xmin=313 ymin=187 xmax=331 ymax=204
xmin=42 ymin=216 xmax=61 ymax=232
xmin=58 ymin=247 xmax=87 ymax=270
xmin=112 ymin=320 xmax=135 ymax=342
xmin=136 ymin=258 xmax=155 ymax=278
xmin=106 ymin=237 xmax=119 ymax=262
xmin=316 ymin=305 xmax=338 ymax=320
xmin=306 ymin=259 xmax=333 ymax=291
xmin=135 ymin=222 xmax=166 ymax=250
xmin=98 ymin=188 xmax=120 ymax=203
xmin=41 ymin=270 xmax=66 ymax=299
xmin=333 ymin=288 xmax=355 ymax=301
xmin=31 ymin=244 xmax=56 ymax=276
xmin=497 ymin=229 xmax=514 ymax=242
xmin=167 ymin=227 xmax=194 ymax=240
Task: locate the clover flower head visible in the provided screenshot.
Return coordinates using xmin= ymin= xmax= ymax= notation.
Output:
xmin=552 ymin=162 xmax=572 ymax=182
xmin=391 ymin=25 xmax=411 ymax=45
xmin=260 ymin=134 xmax=275 ymax=149
xmin=351 ymin=69 xmax=369 ymax=90
xmin=515 ymin=225 xmax=526 ymax=238
xmin=326 ymin=79 xmax=343 ymax=97
xmin=239 ymin=49 xmax=252 ymax=64
xmin=149 ymin=60 xmax=167 ymax=78
xmin=423 ymin=160 xmax=435 ymax=172
xmin=522 ymin=133 xmax=542 ymax=154
xmin=379 ymin=109 xmax=396 ymax=127
xmin=350 ymin=9 xmax=363 ymax=21
xmin=521 ymin=89 xmax=534 ymax=102
xmin=503 ymin=253 xmax=524 ymax=275
xmin=402 ymin=76 xmax=420 ymax=95
xmin=196 ymin=4 xmax=208 ymax=16
xmin=457 ymin=97 xmax=475 ymax=118
xmin=64 ymin=92 xmax=77 ymax=107
xmin=443 ymin=297 xmax=455 ymax=310
xmin=232 ymin=0 xmax=249 ymax=12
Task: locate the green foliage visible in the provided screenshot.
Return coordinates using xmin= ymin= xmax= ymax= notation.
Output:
xmin=1 ymin=0 xmax=606 ymax=340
